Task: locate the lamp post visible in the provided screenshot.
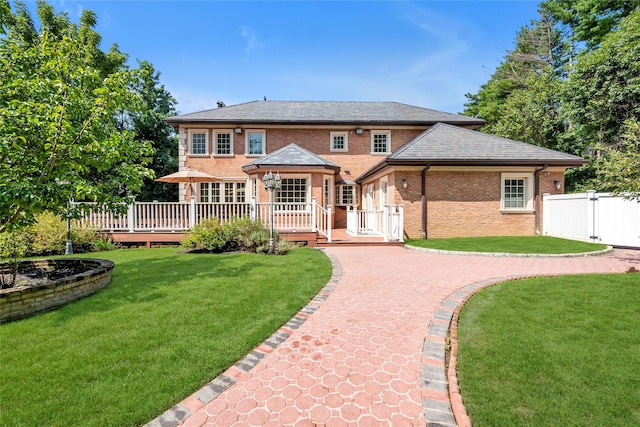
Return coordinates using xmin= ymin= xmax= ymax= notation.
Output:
xmin=262 ymin=170 xmax=282 ymax=253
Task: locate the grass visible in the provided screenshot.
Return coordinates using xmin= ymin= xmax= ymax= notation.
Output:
xmin=456 ymin=274 xmax=640 ymax=427
xmin=0 ymin=247 xmax=332 ymax=427
xmin=405 ymin=236 xmax=607 ymax=254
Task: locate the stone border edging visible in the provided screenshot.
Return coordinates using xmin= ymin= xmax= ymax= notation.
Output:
xmin=406 ymin=245 xmax=613 ymax=258
xmin=0 ymin=258 xmax=115 ymax=323
xmin=145 ymin=249 xmax=343 ymax=427
xmin=422 ymin=274 xmax=547 ymax=427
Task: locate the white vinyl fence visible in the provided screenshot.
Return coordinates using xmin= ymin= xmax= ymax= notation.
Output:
xmin=543 ymin=191 xmax=640 ymax=248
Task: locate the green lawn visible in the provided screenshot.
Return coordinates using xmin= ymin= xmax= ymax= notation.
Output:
xmin=0 ymin=247 xmax=332 ymax=427
xmin=405 ymin=236 xmax=607 ymax=254
xmin=456 ymin=274 xmax=640 ymax=427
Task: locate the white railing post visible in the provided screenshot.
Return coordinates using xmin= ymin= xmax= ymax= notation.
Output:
xmin=128 ymin=201 xmax=135 ymax=232
xmin=311 ymin=198 xmax=317 ymax=232
xmin=327 ymin=205 xmax=332 ymax=243
xmin=382 ymin=205 xmax=389 ymax=242
xmin=250 ymin=197 xmax=257 ymax=220
xmin=189 ymin=196 xmax=196 ymax=229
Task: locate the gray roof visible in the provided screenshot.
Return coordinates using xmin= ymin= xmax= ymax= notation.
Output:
xmin=243 ymin=143 xmax=340 ymax=172
xmin=358 ymin=123 xmax=587 ymax=181
xmin=167 ymin=100 xmax=486 ymax=127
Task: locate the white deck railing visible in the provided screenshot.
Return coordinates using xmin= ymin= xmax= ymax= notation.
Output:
xmin=346 ymin=205 xmax=404 ymax=242
xmin=72 ymin=198 xmax=333 ymax=242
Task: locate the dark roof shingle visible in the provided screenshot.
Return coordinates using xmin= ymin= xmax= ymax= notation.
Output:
xmin=167 ymin=100 xmax=486 ymax=127
xmin=243 ymin=143 xmax=340 ymax=171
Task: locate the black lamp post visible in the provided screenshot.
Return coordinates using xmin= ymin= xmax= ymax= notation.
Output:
xmin=262 ymin=170 xmax=282 ymax=253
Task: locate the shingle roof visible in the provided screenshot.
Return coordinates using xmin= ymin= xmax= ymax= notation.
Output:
xmin=358 ymin=122 xmax=587 ymax=181
xmin=242 ymin=143 xmax=340 ymax=172
xmin=166 ymin=100 xmax=486 ymax=127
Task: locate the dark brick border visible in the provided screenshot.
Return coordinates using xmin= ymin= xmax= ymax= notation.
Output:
xmin=145 ymin=249 xmax=342 ymax=427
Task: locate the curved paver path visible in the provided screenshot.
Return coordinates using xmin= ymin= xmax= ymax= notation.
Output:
xmin=150 ymin=246 xmax=639 ymax=427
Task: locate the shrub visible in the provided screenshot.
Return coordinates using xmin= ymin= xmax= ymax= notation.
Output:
xmin=0 ymin=212 xmax=106 ymax=258
xmin=181 ymin=216 xmax=292 ymax=254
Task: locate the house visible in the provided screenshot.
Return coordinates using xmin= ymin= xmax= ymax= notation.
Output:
xmin=165 ymin=100 xmax=586 ymax=240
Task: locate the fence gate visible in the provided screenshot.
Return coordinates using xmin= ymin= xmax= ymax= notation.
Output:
xmin=543 ymin=191 xmax=640 ymax=248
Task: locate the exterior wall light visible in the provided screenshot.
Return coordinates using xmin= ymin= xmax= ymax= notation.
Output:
xmin=355 ymin=128 xmax=364 ymax=135
xmin=402 ymin=179 xmax=408 ymax=189
xmin=234 ymin=127 xmax=243 ymax=134
xmin=554 ymin=180 xmax=561 ymax=190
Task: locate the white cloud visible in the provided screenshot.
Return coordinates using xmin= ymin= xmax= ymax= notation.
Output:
xmin=240 ymin=25 xmax=263 ymax=54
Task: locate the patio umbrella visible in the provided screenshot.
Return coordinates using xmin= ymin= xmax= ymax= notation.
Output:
xmin=155 ymin=168 xmax=218 ymax=194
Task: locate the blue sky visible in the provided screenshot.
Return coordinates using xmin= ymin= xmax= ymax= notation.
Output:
xmin=19 ymin=0 xmax=541 ymax=115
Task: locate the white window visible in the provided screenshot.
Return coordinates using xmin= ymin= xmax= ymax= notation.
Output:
xmin=371 ymin=131 xmax=391 ymax=154
xmin=214 ymin=131 xmax=233 ymax=155
xmin=189 ymin=129 xmax=209 ymax=155
xmin=200 ymin=182 xmax=246 ymax=203
xmin=246 ymin=130 xmax=266 ymax=156
xmin=501 ymin=173 xmax=534 ymax=211
xmin=330 ymin=131 xmax=348 ymax=152
xmin=276 ymin=178 xmax=308 ymax=210
xmin=335 ymin=185 xmax=358 ymax=206
xmin=323 ymin=177 xmax=334 ymax=207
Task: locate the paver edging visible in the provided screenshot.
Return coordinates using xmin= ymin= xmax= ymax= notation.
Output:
xmin=405 ymin=245 xmax=613 ymax=258
xmin=145 ymin=248 xmax=342 ymax=427
xmin=433 ymin=274 xmax=553 ymax=427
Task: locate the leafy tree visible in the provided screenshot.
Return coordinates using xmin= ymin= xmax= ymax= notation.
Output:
xmin=589 ymin=118 xmax=640 ymax=199
xmin=0 ymin=1 xmax=154 ymax=232
xmin=131 ymin=61 xmax=179 ymax=201
xmin=540 ymin=0 xmax=638 ymax=48
xmin=463 ymin=13 xmax=566 ymax=133
xmin=565 ymin=9 xmax=640 ymax=149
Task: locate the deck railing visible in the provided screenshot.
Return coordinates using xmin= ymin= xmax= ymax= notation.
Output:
xmin=346 ymin=205 xmax=404 ymax=242
xmin=72 ymin=198 xmax=333 ymax=242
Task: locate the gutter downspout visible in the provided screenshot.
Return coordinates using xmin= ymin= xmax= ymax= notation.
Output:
xmin=421 ymin=165 xmax=431 ymax=239
xmin=534 ymin=164 xmax=548 ymax=235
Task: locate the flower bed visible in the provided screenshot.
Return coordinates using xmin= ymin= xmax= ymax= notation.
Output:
xmin=0 ymin=258 xmax=114 ymax=323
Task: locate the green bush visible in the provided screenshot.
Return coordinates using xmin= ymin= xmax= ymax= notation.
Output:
xmin=0 ymin=212 xmax=106 ymax=258
xmin=181 ymin=216 xmax=292 ymax=254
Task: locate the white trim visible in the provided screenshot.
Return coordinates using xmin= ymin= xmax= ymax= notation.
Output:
xmin=213 ymin=129 xmax=234 ymax=156
xmin=500 ymin=172 xmax=534 ymax=212
xmin=370 ymin=130 xmax=391 ymax=155
xmin=379 ymin=176 xmax=389 ymax=210
xmin=245 ymin=129 xmax=266 ymax=156
xmin=330 ymin=131 xmax=349 ymax=152
xmin=188 ymin=129 xmax=209 ymax=156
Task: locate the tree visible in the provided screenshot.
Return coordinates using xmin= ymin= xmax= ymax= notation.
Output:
xmin=540 ymin=0 xmax=638 ymax=48
xmin=131 ymin=61 xmax=179 ymax=201
xmin=463 ymin=13 xmax=566 ymax=133
xmin=564 ymin=9 xmax=640 ymax=150
xmin=590 ymin=118 xmax=640 ymax=199
xmin=0 ymin=1 xmax=154 ymax=232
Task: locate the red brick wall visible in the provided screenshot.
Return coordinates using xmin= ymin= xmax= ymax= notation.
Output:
xmin=181 ymin=127 xmax=424 ymax=188
xmin=395 ymin=170 xmax=567 ymax=239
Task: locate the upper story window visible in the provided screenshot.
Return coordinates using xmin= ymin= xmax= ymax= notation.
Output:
xmin=330 ymin=132 xmax=348 ymax=152
xmin=189 ymin=129 xmax=209 ymax=155
xmin=371 ymin=131 xmax=391 ymax=154
xmin=501 ymin=173 xmax=534 ymax=211
xmin=246 ymin=130 xmax=266 ymax=156
xmin=214 ymin=131 xmax=233 ymax=156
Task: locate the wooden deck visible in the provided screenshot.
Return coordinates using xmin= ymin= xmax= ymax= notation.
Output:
xmin=107 ymin=229 xmax=403 ymax=248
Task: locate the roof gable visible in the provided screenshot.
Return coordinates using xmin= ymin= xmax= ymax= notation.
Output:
xmin=167 ymin=100 xmax=486 ymax=127
xmin=243 ymin=143 xmax=340 ymax=171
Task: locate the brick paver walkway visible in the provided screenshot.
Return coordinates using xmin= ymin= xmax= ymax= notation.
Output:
xmin=149 ymin=246 xmax=639 ymax=427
